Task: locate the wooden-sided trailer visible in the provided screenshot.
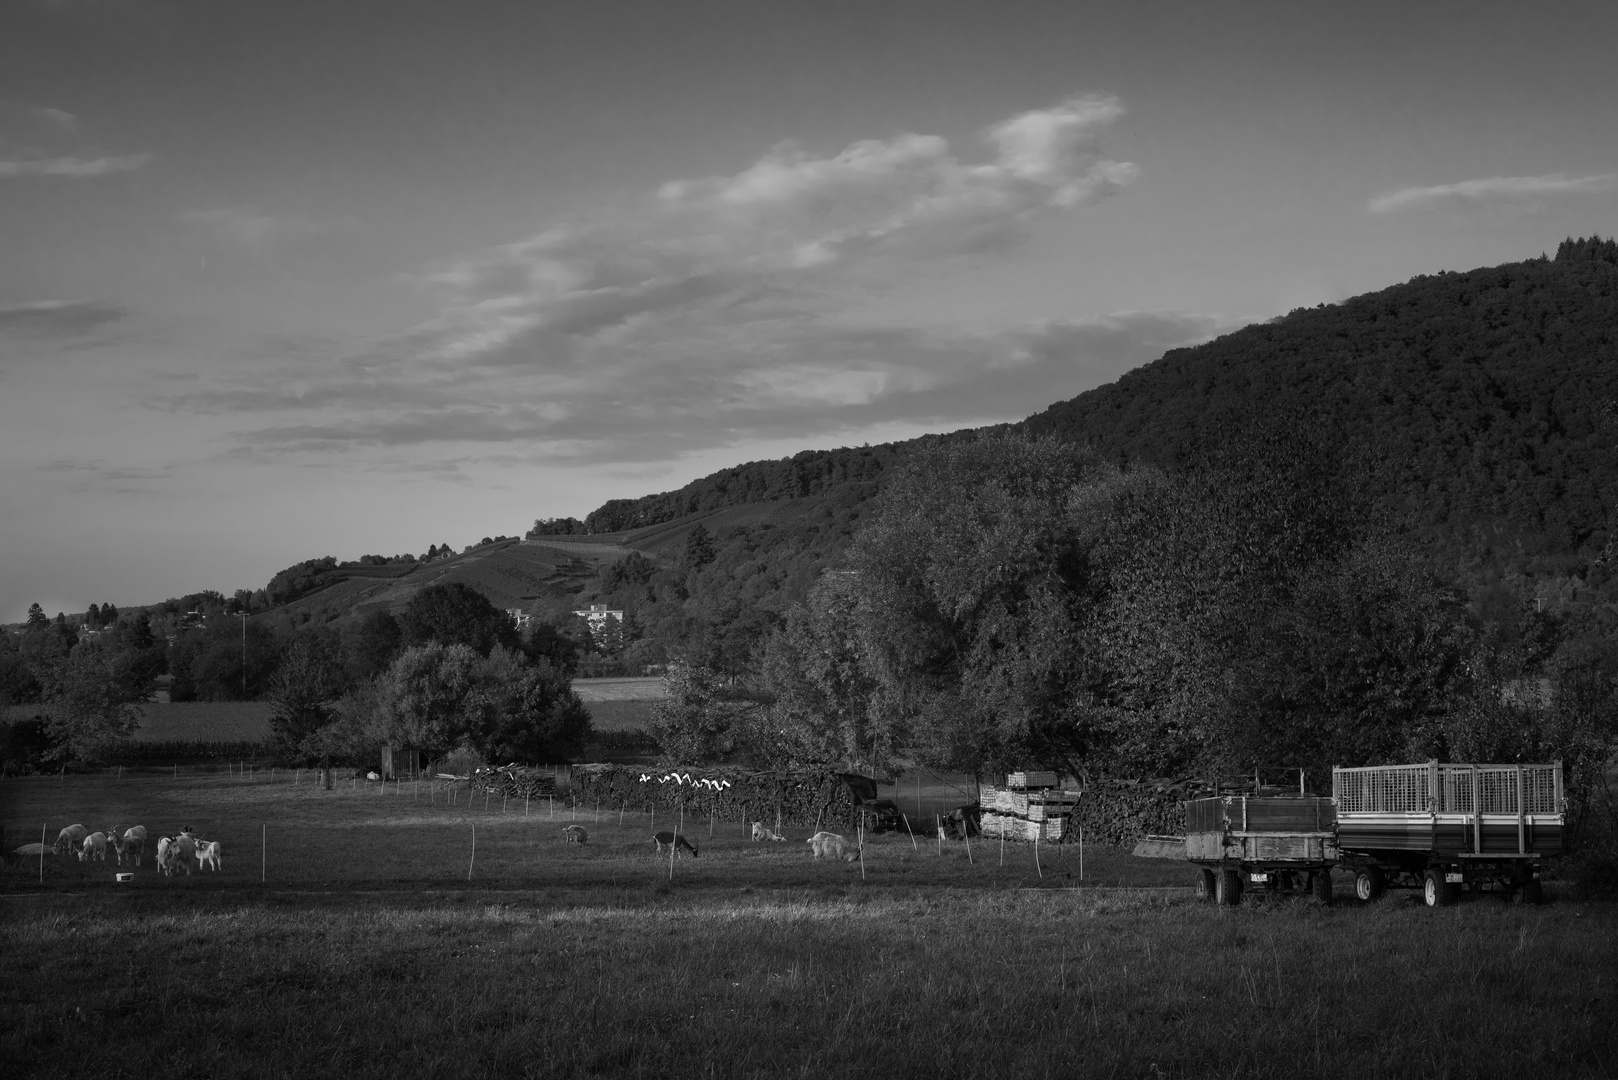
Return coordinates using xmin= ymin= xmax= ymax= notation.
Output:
xmin=1333 ymin=761 xmax=1563 ymax=907
xmin=1184 ymin=793 xmax=1338 ymax=906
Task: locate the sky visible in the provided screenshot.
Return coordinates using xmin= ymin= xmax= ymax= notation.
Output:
xmin=2 ymin=0 xmax=1616 ymax=623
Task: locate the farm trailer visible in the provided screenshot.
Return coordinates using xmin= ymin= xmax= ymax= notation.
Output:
xmin=1333 ymin=761 xmax=1562 ymax=907
xmin=1184 ymin=792 xmax=1338 ymax=906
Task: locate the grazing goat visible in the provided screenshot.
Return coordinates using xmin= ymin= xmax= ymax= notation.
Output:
xmin=652 ymin=831 xmax=698 ymax=858
xmin=157 ymin=834 xmax=195 ymax=877
xmin=54 ymin=824 xmax=88 ymax=856
xmin=194 ymin=839 xmax=222 ymax=871
xmin=79 ymin=832 xmax=108 ymax=863
xmin=751 ymin=822 xmax=786 ymax=842
xmin=807 ymin=831 xmax=860 ymax=862
xmin=561 ymin=825 xmax=589 ymax=844
xmin=111 ymin=826 xmax=147 ymax=867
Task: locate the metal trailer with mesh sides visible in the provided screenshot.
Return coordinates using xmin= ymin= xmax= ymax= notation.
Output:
xmin=1183 ymin=794 xmax=1339 ymax=907
xmin=1332 ymin=761 xmax=1563 ymax=907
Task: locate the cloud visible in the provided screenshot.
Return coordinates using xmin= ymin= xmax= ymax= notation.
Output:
xmin=178 ymin=206 xmax=349 ymax=250
xmin=31 ymin=107 xmax=78 ymax=131
xmin=159 ymin=95 xmax=1161 ymax=465
xmin=0 ymin=151 xmax=151 ymax=178
xmin=1369 ymin=172 xmax=1617 ymax=214
xmin=0 ymin=299 xmax=126 ymax=336
xmin=39 ymin=459 xmax=174 ymax=483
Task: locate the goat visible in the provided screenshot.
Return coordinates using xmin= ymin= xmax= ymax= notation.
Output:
xmin=652 ymin=831 xmax=698 ymax=858
xmin=751 ymin=822 xmax=786 ymax=842
xmin=79 ymin=832 xmax=108 ymax=863
xmin=561 ymin=825 xmax=589 ymax=844
xmin=194 ymin=839 xmax=222 ymax=871
xmin=807 ymin=830 xmax=860 ymax=862
xmin=54 ymin=824 xmax=88 ymax=856
xmin=156 ymin=834 xmax=195 ymax=877
xmin=111 ymin=825 xmax=147 ymax=867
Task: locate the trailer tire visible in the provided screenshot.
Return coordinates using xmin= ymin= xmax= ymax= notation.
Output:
xmin=1515 ymin=880 xmax=1543 ymax=905
xmin=1423 ymin=868 xmax=1458 ymax=908
xmin=1353 ymin=867 xmax=1385 ymax=903
xmin=1196 ymin=868 xmax=1216 ymax=902
xmin=1312 ymin=869 xmax=1334 ymax=906
xmin=1217 ymin=868 xmax=1243 ymax=907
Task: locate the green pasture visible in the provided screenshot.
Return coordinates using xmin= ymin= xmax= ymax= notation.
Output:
xmin=2 ymin=773 xmax=1615 ymax=1079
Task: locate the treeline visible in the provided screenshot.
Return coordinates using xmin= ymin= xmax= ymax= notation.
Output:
xmin=647 ymin=433 xmax=1618 ymax=840
xmin=1024 ymin=236 xmax=1618 ymax=580
xmin=1 ymin=583 xmax=594 ymax=773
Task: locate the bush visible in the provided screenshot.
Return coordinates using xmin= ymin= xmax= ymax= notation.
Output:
xmin=0 ymin=716 xmax=53 ymax=775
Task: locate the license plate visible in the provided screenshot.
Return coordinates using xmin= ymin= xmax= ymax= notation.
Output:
xmin=1445 ymin=872 xmax=1463 ymax=883
xmin=1249 ymin=872 xmax=1268 ymax=883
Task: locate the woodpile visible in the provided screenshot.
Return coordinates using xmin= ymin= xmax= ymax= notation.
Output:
xmin=472 ymin=765 xmax=558 ymax=800
xmin=567 ymin=764 xmax=864 ymax=830
xmin=978 ymin=773 xmax=1215 ymax=846
xmin=979 ymin=777 xmax=1079 ymax=841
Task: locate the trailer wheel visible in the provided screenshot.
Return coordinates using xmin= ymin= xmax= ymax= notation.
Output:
xmin=1514 ymin=880 xmax=1543 ymax=905
xmin=1423 ymin=868 xmax=1458 ymax=908
xmin=1217 ymin=868 xmax=1243 ymax=907
xmin=1312 ymin=869 xmax=1334 ymax=906
xmin=1353 ymin=867 xmax=1385 ymax=903
xmin=1196 ymin=868 xmax=1216 ymax=902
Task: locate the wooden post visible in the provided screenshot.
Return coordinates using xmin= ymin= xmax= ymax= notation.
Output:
xmin=1079 ymin=825 xmax=1084 ymax=881
xmin=668 ymin=834 xmax=675 ymax=881
xmin=858 ymin=820 xmax=866 ymax=882
xmin=1034 ymin=829 xmax=1042 ymax=880
xmin=1000 ymin=825 xmax=1005 ymax=867
xmin=936 ymin=817 xmax=942 ymax=856
xmin=903 ymin=812 xmax=917 ymax=851
xmin=709 ymin=808 xmax=714 ymax=838
xmin=468 ymin=825 xmax=476 ymax=881
xmin=965 ymin=826 xmax=973 ymax=865
xmin=39 ymin=823 xmax=46 ymax=884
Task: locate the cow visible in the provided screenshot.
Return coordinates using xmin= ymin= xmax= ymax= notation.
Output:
xmin=194 ymin=840 xmax=222 ymax=872
xmin=79 ymin=832 xmax=108 ymax=863
xmin=111 ymin=826 xmax=147 ymax=867
xmin=54 ymin=824 xmax=88 ymax=856
xmin=807 ymin=831 xmax=860 ymax=862
xmin=561 ymin=825 xmax=589 ymax=844
xmin=751 ymin=822 xmax=786 ymax=842
xmin=652 ymin=831 xmax=698 ymax=858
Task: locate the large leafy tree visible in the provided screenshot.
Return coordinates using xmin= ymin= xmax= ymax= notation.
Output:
xmin=398 ymin=583 xmax=519 ymax=657
xmin=372 ymin=642 xmax=490 ymax=762
xmin=473 ymin=647 xmax=591 ymax=763
xmin=45 ymin=639 xmax=146 ymax=763
xmin=847 ymin=433 xmax=1115 ymax=777
xmin=267 ymin=637 xmax=347 ymax=756
xmin=758 ymin=571 xmax=878 ymax=768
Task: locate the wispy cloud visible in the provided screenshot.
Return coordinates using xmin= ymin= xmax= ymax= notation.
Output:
xmin=0 ymin=299 xmax=125 ymax=336
xmin=158 ymin=95 xmax=1170 ymax=465
xmin=1369 ymin=172 xmax=1617 ymax=214
xmin=39 ymin=459 xmax=174 ymax=483
xmin=178 ymin=206 xmax=349 ymax=250
xmin=0 ymin=151 xmax=150 ymax=178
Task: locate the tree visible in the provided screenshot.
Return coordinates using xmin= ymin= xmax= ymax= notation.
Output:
xmin=648 ymin=659 xmax=748 ymax=765
xmin=848 ymin=434 xmax=1114 ymax=777
xmin=26 ymin=603 xmax=48 ymax=629
xmin=474 ymin=647 xmax=592 ymax=763
xmin=343 ymin=610 xmax=403 ymax=684
xmin=46 ymin=639 xmax=145 ymax=763
xmin=372 ymin=642 xmax=489 ymax=762
xmin=268 ymin=637 xmax=346 ymax=756
xmin=521 ymin=620 xmax=582 ymax=677
xmin=683 ymin=524 xmax=716 ymax=571
xmin=398 ymin=583 xmax=519 ymax=656
xmin=759 ymin=572 xmax=878 ymax=768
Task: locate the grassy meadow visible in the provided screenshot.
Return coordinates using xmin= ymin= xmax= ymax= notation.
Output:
xmin=2 ymin=771 xmax=1615 ymax=1079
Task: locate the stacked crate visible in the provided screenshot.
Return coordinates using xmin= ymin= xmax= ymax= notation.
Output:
xmin=979 ymin=772 xmax=1079 ymax=841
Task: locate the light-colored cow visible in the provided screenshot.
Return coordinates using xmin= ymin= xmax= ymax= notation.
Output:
xmin=194 ymin=839 xmax=222 ymax=872
xmin=79 ymin=832 xmax=108 ymax=863
xmin=751 ymin=822 xmax=786 ymax=842
xmin=652 ymin=831 xmax=698 ymax=858
xmin=807 ymin=831 xmax=860 ymax=862
xmin=54 ymin=824 xmax=88 ymax=856
xmin=561 ymin=825 xmax=588 ymax=844
xmin=111 ymin=826 xmax=147 ymax=867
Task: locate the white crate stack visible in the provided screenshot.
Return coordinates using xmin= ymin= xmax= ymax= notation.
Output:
xmin=980 ymin=772 xmax=1079 ymax=841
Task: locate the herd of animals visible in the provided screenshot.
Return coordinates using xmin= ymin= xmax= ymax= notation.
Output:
xmin=19 ymin=818 xmax=855 ymax=879
xmin=38 ymin=823 xmax=222 ymax=875
xmin=561 ymin=820 xmax=863 ymax=862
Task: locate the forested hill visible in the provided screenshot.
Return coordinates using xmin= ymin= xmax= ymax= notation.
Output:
xmin=1023 ymin=236 xmax=1618 ymax=575
xmin=580 ymin=444 xmax=908 ymax=533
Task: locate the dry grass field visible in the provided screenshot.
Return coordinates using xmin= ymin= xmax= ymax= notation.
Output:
xmin=2 ymin=771 xmax=1615 ymax=1079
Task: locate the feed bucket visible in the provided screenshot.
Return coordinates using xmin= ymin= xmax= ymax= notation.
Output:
xmin=115 ymin=873 xmax=133 ymax=883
